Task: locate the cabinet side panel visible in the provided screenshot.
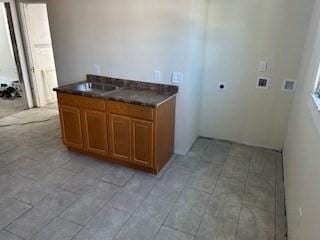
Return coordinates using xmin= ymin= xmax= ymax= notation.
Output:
xmin=155 ymin=97 xmax=176 ymax=172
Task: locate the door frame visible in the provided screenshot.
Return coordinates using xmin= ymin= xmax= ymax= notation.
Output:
xmin=0 ymin=0 xmax=34 ymax=108
xmin=19 ymin=2 xmax=40 ymax=106
xmin=19 ymin=1 xmax=52 ymax=107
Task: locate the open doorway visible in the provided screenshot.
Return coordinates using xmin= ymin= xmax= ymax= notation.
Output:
xmin=20 ymin=2 xmax=58 ymax=107
xmin=0 ymin=2 xmax=27 ymax=118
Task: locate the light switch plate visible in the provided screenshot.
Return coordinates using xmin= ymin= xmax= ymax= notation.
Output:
xmin=171 ymin=72 xmax=184 ymax=84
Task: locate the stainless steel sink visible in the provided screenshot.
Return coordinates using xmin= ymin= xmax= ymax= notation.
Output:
xmin=75 ymin=82 xmax=118 ymax=94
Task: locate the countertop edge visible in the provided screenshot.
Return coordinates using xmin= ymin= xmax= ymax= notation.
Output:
xmin=54 ymin=88 xmax=177 ymax=108
xmin=53 ymin=79 xmax=178 ymax=108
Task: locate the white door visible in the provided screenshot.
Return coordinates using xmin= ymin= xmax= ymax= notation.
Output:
xmin=20 ymin=3 xmax=58 ymax=107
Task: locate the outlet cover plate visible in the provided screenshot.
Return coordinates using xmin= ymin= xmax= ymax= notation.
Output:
xmin=154 ymin=70 xmax=161 ymax=82
xmin=94 ymin=64 xmax=101 ymax=75
xmin=171 ymin=72 xmax=184 ymax=84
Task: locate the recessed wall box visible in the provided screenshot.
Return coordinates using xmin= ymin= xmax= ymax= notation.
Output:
xmin=282 ymin=79 xmax=296 ymax=92
xmin=256 ymin=76 xmax=270 ymax=89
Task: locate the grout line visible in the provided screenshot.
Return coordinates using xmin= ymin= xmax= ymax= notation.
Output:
xmin=152 ymin=199 xmax=178 ymax=239
xmin=24 ymin=193 xmax=82 ymax=240
xmin=241 ymin=202 xmax=276 ymax=215
xmin=12 ymin=194 xmax=41 ymax=207
xmin=274 ymin=155 xmax=278 ymax=240
xmin=108 ymin=174 xmax=158 ymax=239
xmin=234 ymin=151 xmax=252 ymax=240
xmin=112 ymin=209 xmax=134 ymax=240
xmin=69 ymin=219 xmax=85 ymax=240
xmin=2 ymin=203 xmax=33 ymax=230
xmin=2 ymin=228 xmax=26 ymax=240
xmin=155 ymin=157 xmax=196 ymax=239
xmin=30 ymin=216 xmax=62 ymax=240
xmin=164 ymin=141 xmax=226 ymax=239
xmin=160 ymin=225 xmax=197 ymax=238
xmin=58 ymin=215 xmax=85 ymax=228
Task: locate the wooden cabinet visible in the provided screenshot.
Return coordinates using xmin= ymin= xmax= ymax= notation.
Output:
xmin=82 ymin=109 xmax=108 ymax=155
xmin=108 ymin=116 xmax=154 ymax=167
xmin=57 ymin=92 xmax=176 ymax=174
xmin=108 ymin=101 xmax=154 ymax=121
xmin=132 ymin=119 xmax=153 ymax=167
xmin=58 ymin=94 xmax=107 ymax=153
xmin=107 ymin=102 xmax=154 ymax=167
xmin=108 ymin=114 xmax=131 ymax=162
xmin=59 ymin=105 xmax=83 ymax=150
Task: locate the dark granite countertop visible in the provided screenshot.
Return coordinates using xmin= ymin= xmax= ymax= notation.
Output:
xmin=53 ymin=75 xmax=179 ymax=107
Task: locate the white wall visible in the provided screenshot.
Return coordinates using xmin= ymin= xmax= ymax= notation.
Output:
xmin=200 ymin=0 xmax=314 ymax=150
xmin=184 ymin=0 xmax=208 ymax=153
xmin=45 ymin=0 xmax=208 ymax=154
xmin=0 ymin=3 xmax=18 ymax=80
xmin=283 ymin=0 xmax=320 ymax=238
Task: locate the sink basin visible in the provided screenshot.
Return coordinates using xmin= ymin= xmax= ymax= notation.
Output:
xmin=75 ymin=82 xmax=118 ymax=94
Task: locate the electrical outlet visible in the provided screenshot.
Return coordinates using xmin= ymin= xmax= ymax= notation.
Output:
xmin=171 ymin=72 xmax=183 ymax=84
xmin=154 ymin=70 xmax=161 ymax=82
xmin=259 ymin=61 xmax=268 ymax=72
xmin=299 ymin=208 xmax=303 ymax=217
xmin=94 ymin=64 xmax=101 ymax=75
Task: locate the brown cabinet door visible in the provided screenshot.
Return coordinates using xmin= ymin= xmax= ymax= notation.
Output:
xmin=132 ymin=119 xmax=154 ymax=167
xmin=108 ymin=114 xmax=131 ymax=162
xmin=59 ymin=105 xmax=83 ymax=149
xmin=82 ymin=109 xmax=108 ymax=156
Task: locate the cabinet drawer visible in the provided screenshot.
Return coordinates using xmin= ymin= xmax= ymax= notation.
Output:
xmin=58 ymin=93 xmax=105 ymax=111
xmin=107 ymin=101 xmax=154 ymax=121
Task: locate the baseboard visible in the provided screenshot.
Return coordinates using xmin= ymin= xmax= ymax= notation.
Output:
xmin=174 ymin=149 xmax=189 ymax=156
xmin=199 ymin=134 xmax=282 ymax=152
xmin=240 ymin=140 xmax=282 ymax=152
xmin=174 ymin=135 xmax=199 ymax=156
xmin=174 ymin=135 xmax=283 ymax=156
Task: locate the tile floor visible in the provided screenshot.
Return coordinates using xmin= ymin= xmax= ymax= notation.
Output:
xmin=0 ymin=98 xmax=25 ymax=119
xmin=0 ymin=108 xmax=287 ymax=240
